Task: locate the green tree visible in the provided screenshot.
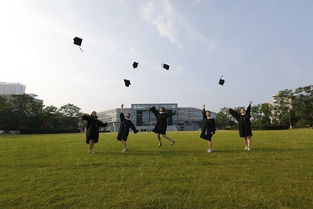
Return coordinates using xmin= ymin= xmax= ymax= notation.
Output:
xmin=215 ymin=107 xmax=236 ymax=129
xmin=272 ymin=89 xmax=294 ymax=128
xmin=58 ymin=103 xmax=81 ymax=117
xmin=292 ymin=85 xmax=313 ymax=127
xmin=0 ymin=96 xmax=14 ymax=131
xmin=251 ymin=103 xmax=273 ymax=126
xmin=58 ymin=104 xmax=82 ymax=129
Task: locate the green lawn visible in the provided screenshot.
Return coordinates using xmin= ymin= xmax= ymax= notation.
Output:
xmin=0 ymin=129 xmax=313 ymax=209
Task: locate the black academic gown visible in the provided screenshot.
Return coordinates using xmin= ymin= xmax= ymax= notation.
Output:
xmin=229 ymin=105 xmax=252 ymax=137
xmin=82 ymin=115 xmax=108 ymax=144
xmin=200 ymin=108 xmax=216 ymax=141
xmin=117 ymin=113 xmax=138 ymax=141
xmin=149 ymin=107 xmax=176 ymax=135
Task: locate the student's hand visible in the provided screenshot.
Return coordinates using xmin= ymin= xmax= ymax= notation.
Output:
xmin=144 ymin=106 xmax=150 ymax=110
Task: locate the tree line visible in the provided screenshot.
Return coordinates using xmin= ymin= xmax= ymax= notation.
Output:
xmin=215 ymin=85 xmax=313 ymax=129
xmin=0 ymin=94 xmax=83 ymax=133
xmin=1 ymin=85 xmax=312 ymax=133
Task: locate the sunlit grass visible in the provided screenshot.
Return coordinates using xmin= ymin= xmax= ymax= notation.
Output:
xmin=0 ymin=129 xmax=313 ymax=209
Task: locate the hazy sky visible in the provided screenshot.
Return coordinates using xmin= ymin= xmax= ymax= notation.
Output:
xmin=1 ymin=0 xmax=312 ymax=113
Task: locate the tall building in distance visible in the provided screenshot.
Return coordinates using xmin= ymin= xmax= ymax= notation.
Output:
xmin=98 ymin=103 xmax=216 ymax=132
xmin=0 ymin=82 xmax=26 ymax=95
xmin=0 ymin=82 xmax=43 ymax=104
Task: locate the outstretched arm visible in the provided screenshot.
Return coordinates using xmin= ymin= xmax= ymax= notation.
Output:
xmin=229 ymin=108 xmax=240 ymax=120
xmin=166 ymin=111 xmax=178 ymax=118
xmin=82 ymin=114 xmax=91 ymax=121
xmin=98 ymin=120 xmax=108 ymax=127
xmin=149 ymin=107 xmax=159 ymax=117
xmin=130 ymin=121 xmax=139 ymax=134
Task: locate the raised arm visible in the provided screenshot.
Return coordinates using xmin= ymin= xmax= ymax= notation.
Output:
xmin=202 ymin=104 xmax=206 ymax=119
xmin=246 ymin=101 xmax=252 ymax=118
xmin=149 ymin=107 xmax=159 ymax=117
xmin=120 ymin=112 xmax=125 ymax=121
xmin=120 ymin=104 xmax=125 ymax=121
xmin=229 ymin=108 xmax=240 ymax=120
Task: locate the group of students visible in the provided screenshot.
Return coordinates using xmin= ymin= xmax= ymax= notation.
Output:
xmin=82 ymin=102 xmax=253 ymax=153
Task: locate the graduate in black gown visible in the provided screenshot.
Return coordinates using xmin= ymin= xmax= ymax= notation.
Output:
xmin=229 ymin=101 xmax=253 ymax=150
xmin=200 ymin=104 xmax=216 ymax=153
xmin=82 ymin=111 xmax=108 ymax=153
xmin=149 ymin=106 xmax=177 ymax=147
xmin=117 ymin=104 xmax=139 ymax=152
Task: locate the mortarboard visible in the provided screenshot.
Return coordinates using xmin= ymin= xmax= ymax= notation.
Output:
xmin=124 ymin=79 xmax=131 ymax=87
xmin=73 ymin=37 xmax=82 ymax=46
xmin=162 ymin=63 xmax=170 ymax=70
xmin=219 ymin=75 xmax=225 ymax=86
xmin=73 ymin=36 xmax=83 ymax=52
xmin=132 ymin=62 xmax=138 ymax=69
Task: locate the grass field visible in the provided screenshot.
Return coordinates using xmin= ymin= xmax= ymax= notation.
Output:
xmin=0 ymin=129 xmax=313 ymax=209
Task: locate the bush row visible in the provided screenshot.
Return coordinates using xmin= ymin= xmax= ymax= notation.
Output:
xmin=217 ymin=125 xmax=290 ymax=130
xmin=19 ymin=129 xmax=81 ymax=134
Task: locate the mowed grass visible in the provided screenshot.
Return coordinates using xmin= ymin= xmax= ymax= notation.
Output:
xmin=0 ymin=130 xmax=313 ymax=209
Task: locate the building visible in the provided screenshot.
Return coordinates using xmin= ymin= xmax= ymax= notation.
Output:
xmin=98 ymin=103 xmax=216 ymax=132
xmin=0 ymin=82 xmax=43 ymax=104
xmin=0 ymin=82 xmax=26 ymax=95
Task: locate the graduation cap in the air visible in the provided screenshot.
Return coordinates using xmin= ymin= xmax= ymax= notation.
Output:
xmin=132 ymin=62 xmax=138 ymax=69
xmin=162 ymin=63 xmax=170 ymax=70
xmin=73 ymin=36 xmax=83 ymax=52
xmin=124 ymin=79 xmax=131 ymax=87
xmin=219 ymin=75 xmax=225 ymax=86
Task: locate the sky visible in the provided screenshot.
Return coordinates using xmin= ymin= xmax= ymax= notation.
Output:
xmin=1 ymin=0 xmax=312 ymax=113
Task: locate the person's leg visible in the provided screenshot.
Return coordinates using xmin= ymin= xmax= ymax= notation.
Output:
xmin=247 ymin=136 xmax=252 ymax=150
xmin=243 ymin=137 xmax=248 ymax=150
xmin=89 ymin=140 xmax=95 ymax=153
xmin=157 ymin=134 xmax=162 ymax=147
xmin=208 ymin=140 xmax=212 ymax=152
xmin=162 ymin=134 xmax=175 ymax=145
xmin=121 ymin=140 xmax=127 ymax=152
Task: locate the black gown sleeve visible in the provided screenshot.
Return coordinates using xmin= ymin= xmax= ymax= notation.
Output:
xmin=120 ymin=112 xmax=125 ymax=121
xmin=229 ymin=108 xmax=240 ymax=121
xmin=130 ymin=121 xmax=139 ymax=134
xmin=97 ymin=120 xmax=108 ymax=127
xmin=166 ymin=111 xmax=177 ymax=118
xmin=246 ymin=104 xmax=251 ymax=118
xmin=212 ymin=119 xmax=216 ymax=134
xmin=82 ymin=114 xmax=91 ymax=121
xmin=149 ymin=107 xmax=159 ymax=117
xmin=202 ymin=108 xmax=206 ymax=120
